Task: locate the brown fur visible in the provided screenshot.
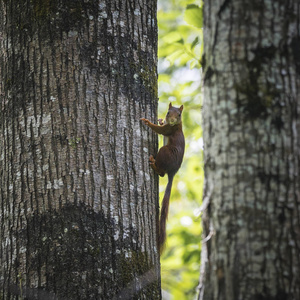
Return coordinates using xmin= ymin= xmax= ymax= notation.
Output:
xmin=140 ymin=103 xmax=185 ymax=253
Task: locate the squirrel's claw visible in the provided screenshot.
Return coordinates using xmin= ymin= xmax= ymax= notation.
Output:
xmin=140 ymin=118 xmax=149 ymax=125
xmin=158 ymin=118 xmax=164 ymax=126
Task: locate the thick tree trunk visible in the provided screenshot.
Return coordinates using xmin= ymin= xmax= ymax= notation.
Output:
xmin=199 ymin=1 xmax=300 ymax=299
xmin=0 ymin=0 xmax=160 ymax=299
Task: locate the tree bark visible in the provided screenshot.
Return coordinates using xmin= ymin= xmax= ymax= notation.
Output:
xmin=199 ymin=0 xmax=300 ymax=299
xmin=0 ymin=0 xmax=160 ymax=299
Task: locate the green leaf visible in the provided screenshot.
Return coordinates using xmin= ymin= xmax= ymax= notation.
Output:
xmin=184 ymin=4 xmax=202 ymax=28
xmin=166 ymin=49 xmax=185 ymax=64
xmin=158 ymin=43 xmax=182 ymax=58
xmin=163 ymin=31 xmax=183 ymax=44
xmin=158 ymin=74 xmax=171 ymax=83
xmin=189 ymin=59 xmax=197 ymax=69
xmin=191 ymin=36 xmax=199 ymax=49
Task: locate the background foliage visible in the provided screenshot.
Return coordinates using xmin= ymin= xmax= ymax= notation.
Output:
xmin=157 ymin=0 xmax=203 ymax=299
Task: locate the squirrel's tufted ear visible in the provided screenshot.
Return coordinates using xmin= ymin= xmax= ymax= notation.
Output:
xmin=179 ymin=105 xmax=183 ymax=111
xmin=169 ymin=102 xmax=173 ymax=109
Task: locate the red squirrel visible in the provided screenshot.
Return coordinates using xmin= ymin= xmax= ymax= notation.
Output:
xmin=140 ymin=103 xmax=185 ymax=252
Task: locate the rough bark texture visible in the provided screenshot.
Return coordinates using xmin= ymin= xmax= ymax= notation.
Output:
xmin=0 ymin=0 xmax=160 ymax=299
xmin=199 ymin=0 xmax=300 ymax=299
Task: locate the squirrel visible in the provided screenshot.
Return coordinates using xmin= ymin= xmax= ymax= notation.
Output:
xmin=140 ymin=103 xmax=185 ymax=253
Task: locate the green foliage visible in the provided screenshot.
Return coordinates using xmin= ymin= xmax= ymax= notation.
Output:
xmin=158 ymin=0 xmax=203 ymax=299
xmin=158 ymin=0 xmax=202 ymax=69
xmin=184 ymin=5 xmax=203 ymax=28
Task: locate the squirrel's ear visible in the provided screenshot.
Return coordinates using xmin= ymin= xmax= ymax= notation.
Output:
xmin=180 ymin=105 xmax=183 ymax=111
xmin=169 ymin=102 xmax=173 ymax=109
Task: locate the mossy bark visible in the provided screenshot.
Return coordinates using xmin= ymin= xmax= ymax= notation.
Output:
xmin=0 ymin=0 xmax=160 ymax=299
xmin=199 ymin=0 xmax=300 ymax=299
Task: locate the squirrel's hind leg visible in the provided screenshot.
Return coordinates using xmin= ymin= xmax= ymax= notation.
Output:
xmin=149 ymin=155 xmax=165 ymax=177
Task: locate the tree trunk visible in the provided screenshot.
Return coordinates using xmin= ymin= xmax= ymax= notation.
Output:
xmin=0 ymin=0 xmax=160 ymax=299
xmin=199 ymin=0 xmax=300 ymax=299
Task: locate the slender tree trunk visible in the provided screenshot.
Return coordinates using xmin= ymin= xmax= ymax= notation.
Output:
xmin=0 ymin=0 xmax=160 ymax=299
xmin=199 ymin=1 xmax=300 ymax=299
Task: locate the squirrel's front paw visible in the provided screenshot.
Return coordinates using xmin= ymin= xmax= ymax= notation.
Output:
xmin=158 ymin=118 xmax=164 ymax=126
xmin=140 ymin=118 xmax=149 ymax=125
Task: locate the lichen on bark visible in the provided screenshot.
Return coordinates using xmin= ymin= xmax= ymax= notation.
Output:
xmin=199 ymin=0 xmax=300 ymax=299
xmin=0 ymin=0 xmax=160 ymax=299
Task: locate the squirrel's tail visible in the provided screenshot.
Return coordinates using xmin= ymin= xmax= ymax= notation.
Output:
xmin=158 ymin=173 xmax=174 ymax=253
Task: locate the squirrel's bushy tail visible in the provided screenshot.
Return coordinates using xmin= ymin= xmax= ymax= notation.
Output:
xmin=158 ymin=173 xmax=174 ymax=253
